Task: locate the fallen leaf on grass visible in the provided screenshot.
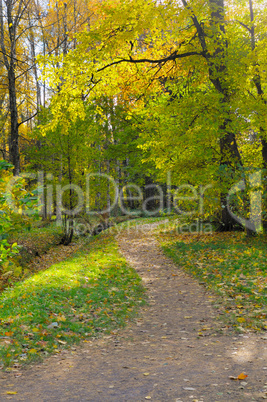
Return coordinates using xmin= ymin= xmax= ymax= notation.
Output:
xmin=57 ymin=315 xmax=66 ymax=322
xmin=57 ymin=340 xmax=67 ymax=345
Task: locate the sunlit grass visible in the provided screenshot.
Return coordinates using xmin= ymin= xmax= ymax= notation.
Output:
xmin=158 ymin=230 xmax=267 ymax=331
xmin=0 ymin=232 xmax=146 ymax=368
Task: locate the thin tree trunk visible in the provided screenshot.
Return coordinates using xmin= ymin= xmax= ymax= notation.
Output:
xmin=0 ymin=0 xmax=27 ymax=176
xmin=8 ymin=66 xmax=20 ymax=175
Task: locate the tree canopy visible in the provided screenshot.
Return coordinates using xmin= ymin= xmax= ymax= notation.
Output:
xmin=0 ymin=0 xmax=267 ymax=234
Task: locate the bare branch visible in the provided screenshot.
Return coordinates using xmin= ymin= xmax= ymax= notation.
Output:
xmin=236 ymin=20 xmax=251 ymax=33
xmin=18 ymin=111 xmax=38 ymax=127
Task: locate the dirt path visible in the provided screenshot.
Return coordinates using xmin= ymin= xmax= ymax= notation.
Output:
xmin=0 ymin=225 xmax=266 ymax=401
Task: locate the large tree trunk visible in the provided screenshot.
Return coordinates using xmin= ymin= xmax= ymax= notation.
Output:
xmin=218 ymin=126 xmax=243 ymax=231
xmin=183 ymin=0 xmax=244 ymax=230
xmin=208 ymin=0 xmax=243 ymax=230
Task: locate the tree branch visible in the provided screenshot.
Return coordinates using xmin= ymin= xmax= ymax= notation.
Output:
xmin=181 ymin=0 xmax=208 ymax=57
xmin=97 ymin=50 xmax=202 ymax=73
xmin=18 ymin=111 xmax=38 ymax=127
xmin=236 ymin=20 xmax=251 ymax=33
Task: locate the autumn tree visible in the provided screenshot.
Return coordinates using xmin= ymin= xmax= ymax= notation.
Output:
xmin=37 ymin=0 xmax=266 ymax=230
xmin=0 ymin=0 xmax=44 ymax=175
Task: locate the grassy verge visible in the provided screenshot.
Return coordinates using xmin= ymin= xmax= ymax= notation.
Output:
xmin=1 ymin=223 xmax=68 ymax=292
xmin=0 ymin=231 xmax=146 ymax=369
xmin=157 ymin=228 xmax=266 ymax=331
xmin=10 ymin=222 xmax=64 ymax=261
xmin=1 ymin=215 xmax=164 ymax=292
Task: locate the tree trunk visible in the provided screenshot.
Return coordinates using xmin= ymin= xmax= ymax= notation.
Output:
xmin=262 ymin=138 xmax=267 ymax=231
xmin=8 ymin=66 xmax=20 ymax=175
xmin=208 ymin=0 xmax=243 ymax=230
xmin=184 ymin=0 xmax=244 ymax=230
xmin=248 ymin=0 xmax=267 ymax=232
xmin=0 ymin=0 xmax=22 ymax=176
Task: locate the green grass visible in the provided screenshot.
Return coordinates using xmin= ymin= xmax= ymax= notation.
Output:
xmin=158 ymin=230 xmax=267 ymax=331
xmin=0 ymin=231 xmax=146 ymax=369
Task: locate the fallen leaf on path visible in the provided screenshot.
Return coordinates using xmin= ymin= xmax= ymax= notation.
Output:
xmin=237 ymin=373 xmax=248 ymax=380
xmin=229 ymin=373 xmax=248 ymax=381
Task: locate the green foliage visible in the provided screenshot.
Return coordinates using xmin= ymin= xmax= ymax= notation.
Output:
xmin=38 ymin=0 xmax=267 ymax=226
xmin=0 ymin=164 xmax=20 ymax=276
xmin=0 ymin=162 xmax=39 ymax=281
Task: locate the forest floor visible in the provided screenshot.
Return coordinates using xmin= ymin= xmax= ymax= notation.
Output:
xmin=0 ymin=222 xmax=266 ymax=401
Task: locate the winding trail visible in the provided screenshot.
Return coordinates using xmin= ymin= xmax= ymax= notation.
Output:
xmin=0 ymin=224 xmax=266 ymax=401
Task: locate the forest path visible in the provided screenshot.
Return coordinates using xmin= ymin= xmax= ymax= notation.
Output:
xmin=0 ymin=223 xmax=266 ymax=401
